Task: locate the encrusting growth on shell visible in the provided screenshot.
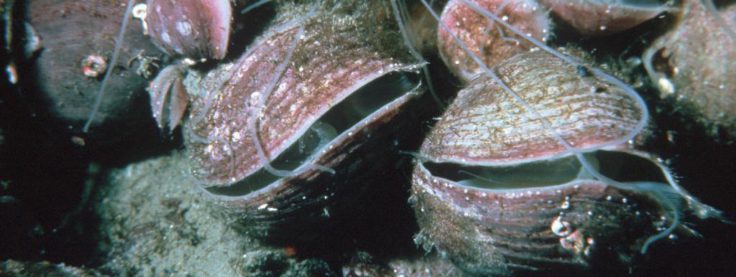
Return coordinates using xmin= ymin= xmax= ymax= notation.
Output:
xmin=437 ymin=0 xmax=551 ymax=82
xmin=410 ymin=0 xmax=722 ymax=274
xmin=422 ymin=50 xmax=642 ymax=165
xmin=182 ymin=1 xmax=428 ymax=241
xmin=411 ymin=50 xmax=690 ymax=275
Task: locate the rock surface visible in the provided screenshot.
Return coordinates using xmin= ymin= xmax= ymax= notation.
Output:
xmin=95 ymin=151 xmax=245 ymax=276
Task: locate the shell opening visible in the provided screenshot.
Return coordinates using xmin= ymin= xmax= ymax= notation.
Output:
xmin=420 ymin=0 xmax=728 ymax=254
xmin=205 ymin=122 xmax=335 ymax=196
xmin=247 ymin=5 xmax=320 ymax=178
xmin=248 ymin=15 xmax=309 ymax=178
xmin=425 ymin=150 xmax=684 ymax=252
xmin=426 ymin=151 xmax=668 ymax=190
xmin=206 ymin=72 xmax=417 ymax=196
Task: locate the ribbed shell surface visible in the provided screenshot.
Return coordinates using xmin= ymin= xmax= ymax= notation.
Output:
xmin=437 ymin=0 xmax=551 ymax=82
xmin=186 ymin=7 xmax=418 ymax=187
xmin=421 ymin=50 xmax=642 ymax=166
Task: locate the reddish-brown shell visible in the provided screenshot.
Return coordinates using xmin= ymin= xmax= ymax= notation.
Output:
xmin=422 ymin=50 xmax=641 ymax=166
xmin=145 ymin=0 xmax=231 ymax=60
xmin=182 ymin=3 xmax=426 ymax=239
xmin=411 ymin=51 xmax=669 ymax=274
xmin=538 ymin=0 xmax=668 ymax=35
xmin=412 ymin=165 xmax=662 ymax=275
xmin=187 ymin=18 xmax=420 ymax=188
xmin=148 ymin=64 xmax=189 ymax=134
xmin=437 ymin=0 xmax=551 ymax=82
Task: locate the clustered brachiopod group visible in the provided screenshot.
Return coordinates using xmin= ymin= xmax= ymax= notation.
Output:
xmin=11 ymin=0 xmax=729 ymax=275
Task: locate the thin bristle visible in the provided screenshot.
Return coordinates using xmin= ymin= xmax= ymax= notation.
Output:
xmin=83 ymin=0 xmax=136 ymax=133
xmin=389 ymin=0 xmax=445 ymax=108
xmin=418 ymin=0 xmax=695 ymax=252
xmin=455 ymin=0 xmax=649 ymax=149
xmin=241 ymin=0 xmax=271 ymax=15
xmin=248 ymin=22 xmax=306 ymax=178
xmin=247 ymin=4 xmax=327 ymax=178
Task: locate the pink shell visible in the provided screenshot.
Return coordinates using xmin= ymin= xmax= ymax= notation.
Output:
xmin=187 ymin=21 xmax=421 ymax=188
xmin=411 ymin=50 xmax=673 ymax=274
xmin=145 ymin=0 xmax=231 ymax=60
xmin=411 ymin=160 xmax=663 ymax=274
xmin=148 ymin=65 xmax=188 ymax=134
xmin=538 ymin=0 xmax=667 ymax=35
xmin=437 ymin=0 xmax=551 ymax=82
xmin=182 ymin=4 xmax=427 ymax=238
xmin=422 ymin=51 xmax=642 ymax=166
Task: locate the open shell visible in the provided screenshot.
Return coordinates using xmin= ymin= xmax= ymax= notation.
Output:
xmin=411 ymin=50 xmax=682 ymax=275
xmin=184 ymin=3 xmax=426 ymax=241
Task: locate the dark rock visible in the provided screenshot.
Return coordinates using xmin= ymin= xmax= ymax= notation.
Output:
xmin=17 ymin=0 xmax=166 ymax=148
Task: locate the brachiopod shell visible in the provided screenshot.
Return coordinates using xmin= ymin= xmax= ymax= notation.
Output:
xmin=537 ymin=0 xmax=669 ymax=35
xmin=145 ymin=0 xmax=231 ymax=60
xmin=184 ymin=2 xmax=426 ymax=242
xmin=411 ymin=50 xmax=692 ymax=275
xmin=148 ymin=64 xmax=189 ymax=134
xmin=437 ymin=0 xmax=551 ymax=82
